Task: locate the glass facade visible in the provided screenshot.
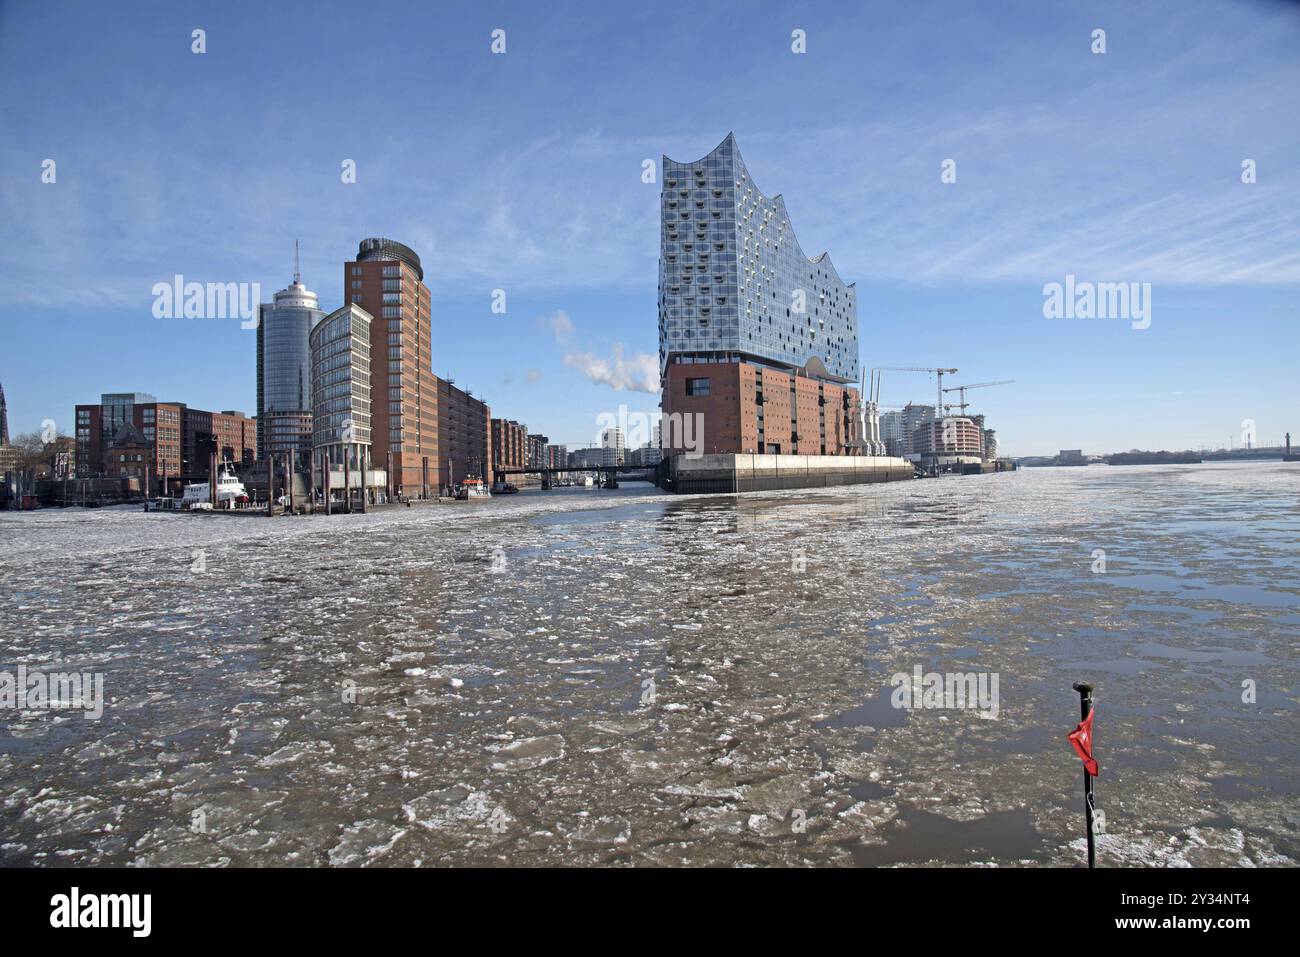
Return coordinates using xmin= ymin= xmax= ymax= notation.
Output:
xmin=257 ymin=280 xmax=324 ymax=458
xmin=100 ymin=392 xmax=156 ymax=445
xmin=310 ymin=303 xmax=372 ymax=467
xmin=658 ymin=134 xmax=859 ymax=383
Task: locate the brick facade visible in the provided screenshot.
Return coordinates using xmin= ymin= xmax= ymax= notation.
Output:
xmin=662 ymin=361 xmax=861 ymax=456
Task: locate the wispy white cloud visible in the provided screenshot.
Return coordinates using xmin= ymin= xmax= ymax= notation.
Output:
xmin=564 ymin=346 xmax=660 ymax=394
xmin=536 ymin=309 xmax=574 ymax=343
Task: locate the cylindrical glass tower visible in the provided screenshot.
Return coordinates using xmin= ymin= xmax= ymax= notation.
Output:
xmin=256 ymin=275 xmax=324 ymax=460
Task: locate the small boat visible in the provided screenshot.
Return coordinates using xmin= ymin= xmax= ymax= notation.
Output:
xmin=180 ymin=462 xmax=247 ymax=509
xmin=456 ymin=478 xmax=491 ymax=500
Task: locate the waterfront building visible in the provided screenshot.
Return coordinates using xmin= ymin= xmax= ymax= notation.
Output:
xmin=310 ymin=303 xmax=373 ymax=480
xmin=917 ymin=417 xmax=983 ymax=457
xmin=658 ymin=134 xmax=862 ymax=456
xmin=901 ymin=403 xmax=936 ymax=457
xmin=527 ymin=433 xmax=549 ymax=470
xmin=256 ymin=260 xmax=324 ymax=461
xmin=879 ymin=409 xmax=904 ymax=457
xmin=628 ymin=444 xmax=663 ymax=467
xmin=74 ymin=394 xmax=249 ymax=488
xmin=491 ymin=418 xmax=528 ymax=472
xmin=345 ymin=238 xmax=437 ymax=496
xmin=545 ymin=444 xmax=567 ymax=470
xmin=0 ymin=444 xmax=19 ymax=476
xmin=182 ymin=408 xmax=256 ymax=472
xmin=437 ymin=378 xmax=492 ymax=491
xmin=0 ymin=381 xmax=8 ymax=445
xmin=102 ymin=422 xmax=151 ymax=480
xmin=569 ymin=447 xmax=604 ymax=469
xmin=600 ymin=427 xmax=625 ymax=465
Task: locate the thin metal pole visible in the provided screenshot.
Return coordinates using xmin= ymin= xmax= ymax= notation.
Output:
xmin=1073 ymin=681 xmax=1095 ymax=869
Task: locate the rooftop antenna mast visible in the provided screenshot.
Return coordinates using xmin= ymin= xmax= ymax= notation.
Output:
xmin=293 ymin=239 xmax=301 ymax=284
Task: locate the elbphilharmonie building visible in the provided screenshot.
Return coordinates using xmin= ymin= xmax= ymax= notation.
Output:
xmin=658 ymin=133 xmax=859 ymax=383
xmin=658 ymin=134 xmax=864 ymax=458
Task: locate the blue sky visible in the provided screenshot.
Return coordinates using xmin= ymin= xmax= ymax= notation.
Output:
xmin=1 ymin=0 xmax=1297 ymax=456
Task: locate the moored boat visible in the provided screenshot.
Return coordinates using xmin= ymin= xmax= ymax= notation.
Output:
xmin=180 ymin=462 xmax=247 ymax=509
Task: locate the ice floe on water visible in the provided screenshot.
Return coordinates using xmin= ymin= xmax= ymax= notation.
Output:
xmin=1 ymin=467 xmax=1297 ymax=866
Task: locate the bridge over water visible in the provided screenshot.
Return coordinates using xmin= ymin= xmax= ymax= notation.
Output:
xmin=492 ymin=464 xmax=658 ymax=489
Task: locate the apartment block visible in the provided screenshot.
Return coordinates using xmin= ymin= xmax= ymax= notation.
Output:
xmin=437 ymin=378 xmax=492 ymax=491
xmin=345 ymin=238 xmax=438 ymax=496
xmin=491 ymin=418 xmax=528 ymax=472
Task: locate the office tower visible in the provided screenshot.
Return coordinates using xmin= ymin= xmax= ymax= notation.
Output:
xmin=600 ymin=427 xmax=625 ymax=465
xmin=345 ymin=238 xmax=437 ymax=496
xmin=310 ymin=303 xmax=373 ymax=470
xmin=257 ymin=249 xmax=324 ymax=460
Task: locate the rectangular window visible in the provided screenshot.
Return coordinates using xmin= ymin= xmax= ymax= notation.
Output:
xmin=685 ymin=377 xmax=711 ymax=396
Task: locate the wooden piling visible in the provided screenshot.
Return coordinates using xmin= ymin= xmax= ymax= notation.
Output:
xmin=359 ymin=447 xmax=367 ymax=514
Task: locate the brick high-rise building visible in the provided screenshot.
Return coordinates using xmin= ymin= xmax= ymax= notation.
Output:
xmin=437 ymin=378 xmax=492 ymax=491
xmin=345 ymin=238 xmax=438 ymax=496
xmin=658 ymin=135 xmax=862 ymax=457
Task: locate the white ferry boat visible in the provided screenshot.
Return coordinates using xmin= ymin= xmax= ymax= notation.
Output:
xmin=180 ymin=463 xmax=247 ymax=509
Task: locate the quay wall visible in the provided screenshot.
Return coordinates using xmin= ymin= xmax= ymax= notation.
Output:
xmin=667 ymin=453 xmax=915 ymax=494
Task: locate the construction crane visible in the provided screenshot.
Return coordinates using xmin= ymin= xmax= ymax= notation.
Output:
xmin=874 ymin=366 xmax=959 ymax=416
xmin=941 ymin=380 xmax=1015 ymax=415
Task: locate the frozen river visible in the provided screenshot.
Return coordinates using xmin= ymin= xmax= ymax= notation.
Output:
xmin=1 ymin=462 xmax=1297 ymax=867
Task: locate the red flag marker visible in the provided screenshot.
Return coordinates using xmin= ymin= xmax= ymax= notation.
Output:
xmin=1070 ymin=683 xmax=1098 ymax=868
xmin=1068 ymin=707 xmax=1099 ymax=776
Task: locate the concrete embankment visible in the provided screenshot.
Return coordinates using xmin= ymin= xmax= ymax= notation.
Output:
xmin=667 ymin=453 xmax=914 ymax=494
